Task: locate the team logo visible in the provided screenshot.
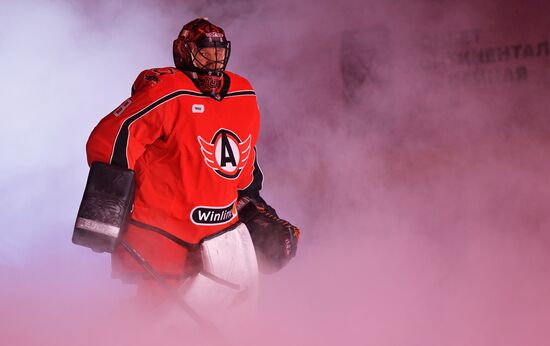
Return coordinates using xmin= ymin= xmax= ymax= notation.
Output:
xmin=198 ymin=129 xmax=251 ymax=179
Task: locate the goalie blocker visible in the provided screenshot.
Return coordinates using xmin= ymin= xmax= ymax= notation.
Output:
xmin=72 ymin=162 xmax=135 ymax=253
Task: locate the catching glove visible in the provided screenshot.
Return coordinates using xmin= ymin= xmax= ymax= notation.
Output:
xmin=237 ymin=197 xmax=300 ymax=274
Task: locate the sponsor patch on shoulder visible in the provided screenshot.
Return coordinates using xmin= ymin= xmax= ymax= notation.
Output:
xmin=191 ymin=200 xmax=237 ymax=225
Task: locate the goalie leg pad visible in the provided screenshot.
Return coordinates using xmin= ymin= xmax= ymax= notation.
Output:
xmin=179 ymin=223 xmax=259 ymax=315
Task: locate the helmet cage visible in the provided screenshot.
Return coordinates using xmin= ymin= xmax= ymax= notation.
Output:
xmin=187 ymin=39 xmax=231 ymax=75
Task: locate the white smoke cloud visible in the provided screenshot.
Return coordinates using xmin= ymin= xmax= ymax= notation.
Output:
xmin=2 ymin=0 xmax=550 ymax=345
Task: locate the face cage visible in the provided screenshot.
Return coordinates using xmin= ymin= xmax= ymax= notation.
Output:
xmin=189 ymin=41 xmax=231 ymax=75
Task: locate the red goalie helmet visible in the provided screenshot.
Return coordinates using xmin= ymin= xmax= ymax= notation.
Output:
xmin=173 ymin=18 xmax=231 ymax=96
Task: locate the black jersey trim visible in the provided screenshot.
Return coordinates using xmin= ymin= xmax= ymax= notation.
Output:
xmin=129 ymin=219 xmax=201 ymax=250
xmin=218 ymin=72 xmax=231 ymax=100
xmin=225 ymin=90 xmax=256 ymax=97
xmin=238 ymin=148 xmax=264 ymax=193
xmin=110 ymin=89 xmax=204 ymax=168
xmin=213 ymin=73 xmax=256 ymax=100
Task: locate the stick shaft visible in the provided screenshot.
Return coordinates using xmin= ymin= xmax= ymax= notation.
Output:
xmin=120 ymin=240 xmax=209 ymax=325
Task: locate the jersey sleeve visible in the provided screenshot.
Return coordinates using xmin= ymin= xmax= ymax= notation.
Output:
xmin=238 ymin=148 xmax=278 ymax=216
xmin=237 ymin=147 xmax=264 ymax=199
xmin=86 ymin=69 xmax=176 ymax=169
xmin=237 ymin=81 xmax=263 ymax=198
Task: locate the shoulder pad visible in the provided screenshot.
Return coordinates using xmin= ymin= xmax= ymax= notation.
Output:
xmin=131 ymin=67 xmax=179 ymax=95
xmin=225 ymin=71 xmax=254 ymax=92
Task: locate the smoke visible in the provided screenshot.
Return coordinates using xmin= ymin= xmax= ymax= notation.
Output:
xmin=2 ymin=0 xmax=550 ymax=345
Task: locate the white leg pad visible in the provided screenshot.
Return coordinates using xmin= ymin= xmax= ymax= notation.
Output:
xmin=179 ymin=223 xmax=259 ymax=316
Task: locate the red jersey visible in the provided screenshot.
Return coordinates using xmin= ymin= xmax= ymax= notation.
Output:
xmin=86 ymin=67 xmax=263 ymax=278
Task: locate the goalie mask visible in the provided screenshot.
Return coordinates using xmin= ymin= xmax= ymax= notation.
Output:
xmin=173 ymin=18 xmax=231 ymax=98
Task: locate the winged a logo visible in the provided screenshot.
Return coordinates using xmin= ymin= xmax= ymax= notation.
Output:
xmin=198 ymin=129 xmax=251 ymax=179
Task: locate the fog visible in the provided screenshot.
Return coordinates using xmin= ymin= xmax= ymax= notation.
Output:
xmin=1 ymin=0 xmax=550 ymax=345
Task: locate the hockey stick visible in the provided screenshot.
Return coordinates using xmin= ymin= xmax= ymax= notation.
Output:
xmin=120 ymin=240 xmax=221 ymax=334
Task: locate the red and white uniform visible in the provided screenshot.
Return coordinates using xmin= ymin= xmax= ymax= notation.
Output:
xmin=86 ymin=67 xmax=263 ymax=279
